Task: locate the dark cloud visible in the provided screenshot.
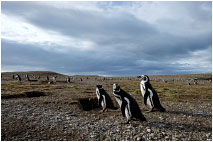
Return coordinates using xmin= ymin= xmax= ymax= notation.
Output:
xmin=1 ymin=1 xmax=212 ymax=76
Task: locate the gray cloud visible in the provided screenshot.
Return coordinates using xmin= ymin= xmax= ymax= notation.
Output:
xmin=1 ymin=1 xmax=212 ymax=76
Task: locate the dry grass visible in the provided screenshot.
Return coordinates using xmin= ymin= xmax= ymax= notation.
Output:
xmin=1 ymin=72 xmax=211 ymax=103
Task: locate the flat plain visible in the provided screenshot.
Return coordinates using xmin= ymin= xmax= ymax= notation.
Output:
xmin=1 ymin=71 xmax=212 ymax=141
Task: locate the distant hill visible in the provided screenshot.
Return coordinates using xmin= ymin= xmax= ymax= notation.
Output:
xmin=150 ymin=73 xmax=212 ymax=80
xmin=1 ymin=71 xmax=66 ymax=78
xmin=1 ymin=71 xmax=211 ymax=80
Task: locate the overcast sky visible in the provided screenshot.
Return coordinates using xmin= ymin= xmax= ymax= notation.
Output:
xmin=1 ymin=1 xmax=212 ymax=76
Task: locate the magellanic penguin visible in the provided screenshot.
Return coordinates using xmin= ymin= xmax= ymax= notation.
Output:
xmin=140 ymin=75 xmax=165 ymax=112
xmin=96 ymin=84 xmax=117 ymax=112
xmin=113 ymin=84 xmax=146 ymax=124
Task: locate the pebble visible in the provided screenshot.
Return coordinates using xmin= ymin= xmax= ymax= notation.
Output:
xmin=66 ymin=117 xmax=70 ymax=120
xmin=1 ymin=93 xmax=212 ymax=141
xmin=165 ymin=136 xmax=170 ymax=140
xmin=136 ymin=137 xmax=143 ymax=141
xmin=147 ymin=129 xmax=151 ymax=133
xmin=149 ymin=133 xmax=155 ymax=137
xmin=66 ymin=112 xmax=72 ymax=115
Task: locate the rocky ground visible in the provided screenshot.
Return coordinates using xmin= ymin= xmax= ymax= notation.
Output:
xmin=1 ymin=72 xmax=212 ymax=141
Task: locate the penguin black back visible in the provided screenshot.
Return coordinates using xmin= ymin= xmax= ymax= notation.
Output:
xmin=120 ymin=89 xmax=146 ymax=121
xmin=99 ymin=88 xmax=116 ymax=109
xmin=113 ymin=84 xmax=146 ymax=122
xmin=96 ymin=84 xmax=117 ymax=110
xmin=140 ymin=75 xmax=165 ymax=112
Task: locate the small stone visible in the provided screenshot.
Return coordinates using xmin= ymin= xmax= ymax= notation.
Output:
xmin=136 ymin=137 xmax=141 ymax=141
xmin=147 ymin=129 xmax=151 ymax=133
xmin=66 ymin=112 xmax=72 ymax=115
xmin=162 ymin=132 xmax=166 ymax=135
xmin=149 ymin=133 xmax=154 ymax=137
xmin=165 ymin=136 xmax=169 ymax=140
xmin=66 ymin=117 xmax=70 ymax=120
xmin=127 ymin=125 xmax=132 ymax=129
xmin=159 ymin=117 xmax=164 ymax=121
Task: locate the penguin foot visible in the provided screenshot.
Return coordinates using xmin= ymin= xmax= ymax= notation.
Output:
xmin=159 ymin=108 xmax=166 ymax=112
xmin=145 ymin=110 xmax=154 ymax=113
xmin=102 ymin=108 xmax=108 ymax=112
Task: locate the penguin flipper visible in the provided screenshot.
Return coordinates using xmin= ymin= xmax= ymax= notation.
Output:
xmin=121 ymin=100 xmax=127 ymax=117
xmin=144 ymin=92 xmax=149 ymax=105
xmin=98 ymin=96 xmax=103 ymax=107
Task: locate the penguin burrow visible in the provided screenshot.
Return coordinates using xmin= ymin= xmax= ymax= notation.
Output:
xmin=113 ymin=83 xmax=146 ymax=124
xmin=140 ymin=75 xmax=166 ymax=112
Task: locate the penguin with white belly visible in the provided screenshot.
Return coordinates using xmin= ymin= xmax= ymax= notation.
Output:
xmin=113 ymin=84 xmax=146 ymax=124
xmin=140 ymin=75 xmax=165 ymax=112
xmin=96 ymin=84 xmax=117 ymax=112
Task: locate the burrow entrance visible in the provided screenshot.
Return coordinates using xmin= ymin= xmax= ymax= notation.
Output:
xmin=2 ymin=91 xmax=47 ymax=99
xmin=78 ymin=97 xmax=100 ymax=111
xmin=25 ymin=91 xmax=46 ymax=97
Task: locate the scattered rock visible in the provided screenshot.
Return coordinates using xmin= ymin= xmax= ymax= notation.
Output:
xmin=147 ymin=129 xmax=152 ymax=133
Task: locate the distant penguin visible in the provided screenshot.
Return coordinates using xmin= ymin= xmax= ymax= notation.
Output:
xmin=113 ymin=84 xmax=146 ymax=124
xmin=96 ymin=84 xmax=117 ymax=112
xmin=25 ymin=74 xmax=30 ymax=81
xmin=53 ymin=76 xmax=57 ymax=83
xmin=46 ymin=76 xmax=49 ymax=81
xmin=67 ymin=77 xmax=71 ymax=83
xmin=140 ymin=75 xmax=165 ymax=112
xmin=32 ymin=74 xmax=36 ymax=79
xmin=15 ymin=74 xmax=21 ymax=81
xmin=12 ymin=74 xmax=15 ymax=80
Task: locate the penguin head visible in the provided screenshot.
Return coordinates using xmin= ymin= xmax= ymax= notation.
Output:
xmin=141 ymin=75 xmax=150 ymax=83
xmin=96 ymin=84 xmax=103 ymax=89
xmin=113 ymin=83 xmax=120 ymax=92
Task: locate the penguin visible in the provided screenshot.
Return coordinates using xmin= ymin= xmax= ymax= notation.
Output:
xmin=140 ymin=75 xmax=165 ymax=112
xmin=32 ymin=74 xmax=36 ymax=79
xmin=15 ymin=74 xmax=21 ymax=81
xmin=96 ymin=84 xmax=117 ymax=112
xmin=12 ymin=74 xmax=15 ymax=80
xmin=25 ymin=74 xmax=30 ymax=81
xmin=53 ymin=76 xmax=57 ymax=83
xmin=113 ymin=84 xmax=146 ymax=124
xmin=46 ymin=76 xmax=49 ymax=81
xmin=67 ymin=77 xmax=71 ymax=83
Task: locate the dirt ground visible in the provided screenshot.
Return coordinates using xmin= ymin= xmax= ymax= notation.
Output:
xmin=1 ymin=72 xmax=212 ymax=141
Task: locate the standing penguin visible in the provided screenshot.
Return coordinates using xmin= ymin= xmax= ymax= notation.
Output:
xmin=15 ymin=74 xmax=21 ymax=81
xmin=46 ymin=76 xmax=49 ymax=81
xmin=140 ymin=75 xmax=165 ymax=112
xmin=25 ymin=74 xmax=30 ymax=81
xmin=96 ymin=84 xmax=117 ymax=112
xmin=113 ymin=84 xmax=146 ymax=124
xmin=53 ymin=76 xmax=57 ymax=83
xmin=67 ymin=77 xmax=71 ymax=83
